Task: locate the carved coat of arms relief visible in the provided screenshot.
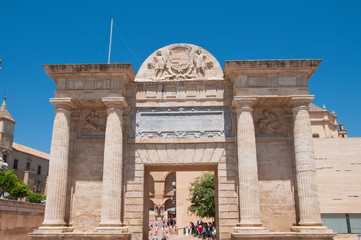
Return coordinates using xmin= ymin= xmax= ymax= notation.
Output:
xmin=148 ymin=45 xmax=213 ymax=80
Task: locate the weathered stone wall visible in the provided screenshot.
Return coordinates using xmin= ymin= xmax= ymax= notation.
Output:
xmin=0 ymin=199 xmax=44 ymax=240
xmin=69 ymin=139 xmax=104 ymax=231
xmin=314 ymin=138 xmax=361 ymax=214
xmin=217 ymin=143 xmax=238 ymax=240
xmin=66 ymin=113 xmax=105 ymax=231
xmin=257 ymin=139 xmax=296 ymax=232
xmin=124 ymin=144 xmax=145 ymax=240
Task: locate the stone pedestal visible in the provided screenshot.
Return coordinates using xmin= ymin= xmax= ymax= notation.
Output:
xmin=233 ymin=98 xmax=267 ymax=234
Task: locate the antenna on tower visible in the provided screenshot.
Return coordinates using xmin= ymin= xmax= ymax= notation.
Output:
xmin=108 ymin=18 xmax=114 ymax=64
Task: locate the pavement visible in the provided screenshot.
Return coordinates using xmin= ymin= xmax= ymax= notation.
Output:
xmin=150 ymin=232 xmax=201 ymax=240
xmin=167 ymin=234 xmax=199 ymax=239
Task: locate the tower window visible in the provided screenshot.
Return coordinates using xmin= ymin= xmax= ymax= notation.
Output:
xmin=37 ymin=165 xmax=41 ymax=175
xmin=2 ymin=155 xmax=7 ymax=163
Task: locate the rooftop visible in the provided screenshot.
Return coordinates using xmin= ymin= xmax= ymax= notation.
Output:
xmin=12 ymin=142 xmax=50 ymax=160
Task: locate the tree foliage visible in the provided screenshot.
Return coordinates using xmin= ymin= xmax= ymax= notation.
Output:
xmin=10 ymin=181 xmax=32 ymax=199
xmin=0 ymin=169 xmax=19 ymax=197
xmin=0 ymin=169 xmax=31 ymax=199
xmin=188 ymin=172 xmax=215 ymax=219
xmin=29 ymin=192 xmax=46 ymax=203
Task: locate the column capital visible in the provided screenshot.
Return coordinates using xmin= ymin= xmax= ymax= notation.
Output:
xmin=290 ymin=96 xmax=314 ymax=109
xmin=49 ymin=98 xmax=74 ymax=109
xmin=232 ymin=97 xmax=257 ymax=109
xmin=102 ymin=97 xmax=127 ymax=109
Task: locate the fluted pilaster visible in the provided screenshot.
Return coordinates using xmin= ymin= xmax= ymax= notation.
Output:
xmin=233 ymin=98 xmax=266 ymax=233
xmin=42 ymin=99 xmax=71 ymax=227
xmin=237 ymin=104 xmax=262 ymax=226
xmin=98 ymin=97 xmax=127 ymax=231
xmin=292 ymin=101 xmax=323 ymax=226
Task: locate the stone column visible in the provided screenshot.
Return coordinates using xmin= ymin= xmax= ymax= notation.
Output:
xmin=233 ymin=98 xmax=267 ymax=233
xmin=292 ymin=98 xmax=323 ymax=227
xmin=41 ymin=98 xmax=72 ymax=229
xmin=98 ymin=97 xmax=127 ymax=231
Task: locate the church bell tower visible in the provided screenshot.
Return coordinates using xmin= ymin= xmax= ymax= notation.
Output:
xmin=0 ymin=97 xmax=15 ymax=163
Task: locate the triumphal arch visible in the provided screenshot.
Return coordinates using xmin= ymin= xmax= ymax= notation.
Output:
xmin=30 ymin=44 xmax=334 ymax=240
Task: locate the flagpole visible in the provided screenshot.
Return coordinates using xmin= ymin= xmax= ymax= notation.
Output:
xmin=108 ymin=18 xmax=113 ymax=64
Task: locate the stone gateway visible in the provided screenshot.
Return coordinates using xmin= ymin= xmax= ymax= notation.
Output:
xmin=29 ymin=43 xmax=334 ymax=240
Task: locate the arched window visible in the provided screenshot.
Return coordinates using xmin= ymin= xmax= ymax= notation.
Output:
xmin=147 ymin=174 xmax=155 ymax=197
xmin=164 ymin=172 xmax=176 ymax=196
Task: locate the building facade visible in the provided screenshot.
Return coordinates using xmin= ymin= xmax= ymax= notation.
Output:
xmin=0 ymin=98 xmax=49 ymax=195
xmin=30 ymin=43 xmax=341 ymax=240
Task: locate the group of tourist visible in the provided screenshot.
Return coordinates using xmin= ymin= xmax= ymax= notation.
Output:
xmin=188 ymin=220 xmax=216 ymax=240
xmin=148 ymin=219 xmax=216 ymax=240
xmin=149 ymin=218 xmax=177 ymax=240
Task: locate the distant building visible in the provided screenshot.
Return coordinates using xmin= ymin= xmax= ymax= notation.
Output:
xmin=0 ymin=97 xmax=49 ymax=195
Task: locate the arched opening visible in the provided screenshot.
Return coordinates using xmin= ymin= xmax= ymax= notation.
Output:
xmin=143 ymin=165 xmax=218 ymax=240
xmin=164 ymin=198 xmax=176 ymax=221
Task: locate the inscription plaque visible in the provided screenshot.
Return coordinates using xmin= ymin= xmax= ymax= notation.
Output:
xmin=130 ymin=107 xmax=232 ymax=138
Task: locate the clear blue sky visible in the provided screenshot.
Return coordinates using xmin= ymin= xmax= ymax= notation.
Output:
xmin=0 ymin=0 xmax=360 ymax=153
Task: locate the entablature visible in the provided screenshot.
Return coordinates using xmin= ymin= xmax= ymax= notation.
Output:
xmin=43 ymin=63 xmax=135 ymax=99
xmin=224 ymin=59 xmax=321 ymax=97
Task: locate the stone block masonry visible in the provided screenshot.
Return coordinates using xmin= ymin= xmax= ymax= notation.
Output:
xmin=0 ymin=199 xmax=45 ymax=240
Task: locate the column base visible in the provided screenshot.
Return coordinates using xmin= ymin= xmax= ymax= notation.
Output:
xmin=291 ymin=226 xmax=333 ymax=233
xmin=234 ymin=226 xmax=269 ymax=234
xmin=29 ymin=227 xmax=130 ymax=240
xmin=35 ymin=226 xmax=74 ymax=234
xmin=95 ymin=226 xmax=128 ymax=233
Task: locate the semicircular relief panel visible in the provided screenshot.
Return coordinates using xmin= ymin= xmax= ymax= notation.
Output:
xmin=135 ymin=43 xmax=223 ymax=81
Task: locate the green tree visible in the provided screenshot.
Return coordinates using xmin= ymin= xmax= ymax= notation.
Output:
xmin=188 ymin=172 xmax=215 ymax=219
xmin=0 ymin=169 xmax=32 ymax=199
xmin=10 ymin=181 xmax=32 ymax=199
xmin=29 ymin=192 xmax=46 ymax=203
xmin=0 ymin=169 xmax=18 ymax=197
